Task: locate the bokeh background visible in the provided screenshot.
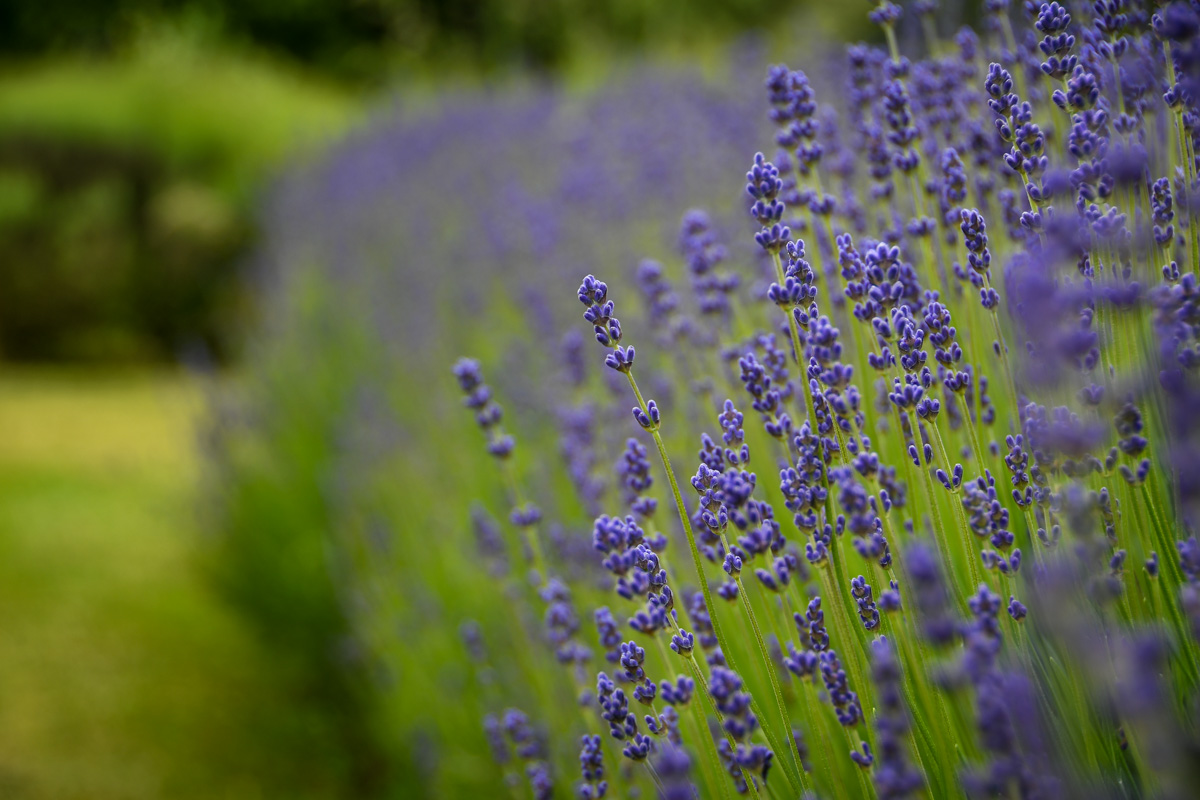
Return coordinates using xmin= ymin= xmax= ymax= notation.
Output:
xmin=0 ymin=1 xmax=981 ymax=797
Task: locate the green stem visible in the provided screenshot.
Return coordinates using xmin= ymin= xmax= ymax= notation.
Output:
xmin=683 ymin=652 xmax=764 ymax=799
xmin=626 ymin=369 xmax=805 ymax=797
xmin=499 ymin=460 xmax=548 ymax=583
xmin=735 ymin=575 xmax=808 ymax=788
xmin=909 ymin=410 xmax=970 ymax=613
xmin=653 ymin=636 xmax=729 ymax=799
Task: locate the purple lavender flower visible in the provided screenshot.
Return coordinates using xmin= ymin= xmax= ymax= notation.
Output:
xmin=454 ymin=358 xmax=514 ymax=458
xmin=595 ymin=607 xmax=622 ymax=664
xmin=746 ymin=153 xmax=791 ymax=253
xmin=502 ymin=708 xmax=546 ymax=762
xmin=820 ymin=648 xmax=864 ymax=727
xmin=870 ymin=2 xmax=902 ymax=29
xmin=905 ymin=541 xmax=957 ymax=646
xmin=597 ymin=672 xmax=637 ymax=741
xmin=679 ymin=209 xmax=738 ymax=323
xmin=708 ymin=666 xmax=772 ymax=789
xmin=1035 ymin=2 xmax=1077 ymax=80
xmin=851 ymin=575 xmax=882 ymax=630
xmin=766 ymin=66 xmax=823 ymax=179
xmin=868 ymin=637 xmax=924 ymax=798
xmin=881 ymin=80 xmax=922 ymax=175
xmin=578 ymin=275 xmax=633 ymax=370
xmin=618 ymin=438 xmax=658 ymax=520
xmin=1007 ymin=595 xmax=1028 ymax=621
xmin=471 ymin=504 xmax=509 ymax=576
xmin=483 ymin=714 xmax=511 ymax=766
xmin=579 ymin=734 xmax=608 ymax=799
xmin=654 ymin=744 xmax=693 ymax=800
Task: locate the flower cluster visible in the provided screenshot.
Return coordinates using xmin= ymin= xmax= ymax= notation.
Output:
xmin=434 ymin=3 xmax=1200 ymax=798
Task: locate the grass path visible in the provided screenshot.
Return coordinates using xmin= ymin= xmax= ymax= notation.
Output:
xmin=0 ymin=369 xmax=344 ymax=799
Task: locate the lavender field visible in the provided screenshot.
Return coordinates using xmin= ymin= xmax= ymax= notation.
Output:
xmin=211 ymin=2 xmax=1200 ymax=797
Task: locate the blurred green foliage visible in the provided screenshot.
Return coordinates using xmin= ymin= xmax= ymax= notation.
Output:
xmin=205 ymin=269 xmax=575 ymax=797
xmin=0 ymin=0 xmax=865 ymax=80
xmin=0 ymin=1 xmax=393 ymax=82
xmin=394 ymin=0 xmax=820 ymax=73
xmin=205 ymin=275 xmax=400 ymax=795
xmin=0 ymin=33 xmax=353 ymax=362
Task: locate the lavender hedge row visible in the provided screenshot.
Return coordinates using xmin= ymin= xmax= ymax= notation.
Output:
xmin=215 ymin=3 xmax=1200 ymax=798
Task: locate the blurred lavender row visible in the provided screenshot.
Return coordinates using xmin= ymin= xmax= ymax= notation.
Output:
xmin=253 ymin=47 xmax=787 ymax=359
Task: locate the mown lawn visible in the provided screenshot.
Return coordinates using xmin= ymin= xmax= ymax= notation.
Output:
xmin=0 ymin=369 xmax=343 ymax=799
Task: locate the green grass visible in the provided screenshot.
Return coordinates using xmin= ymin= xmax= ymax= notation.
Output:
xmin=0 ymin=369 xmax=344 ymax=799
